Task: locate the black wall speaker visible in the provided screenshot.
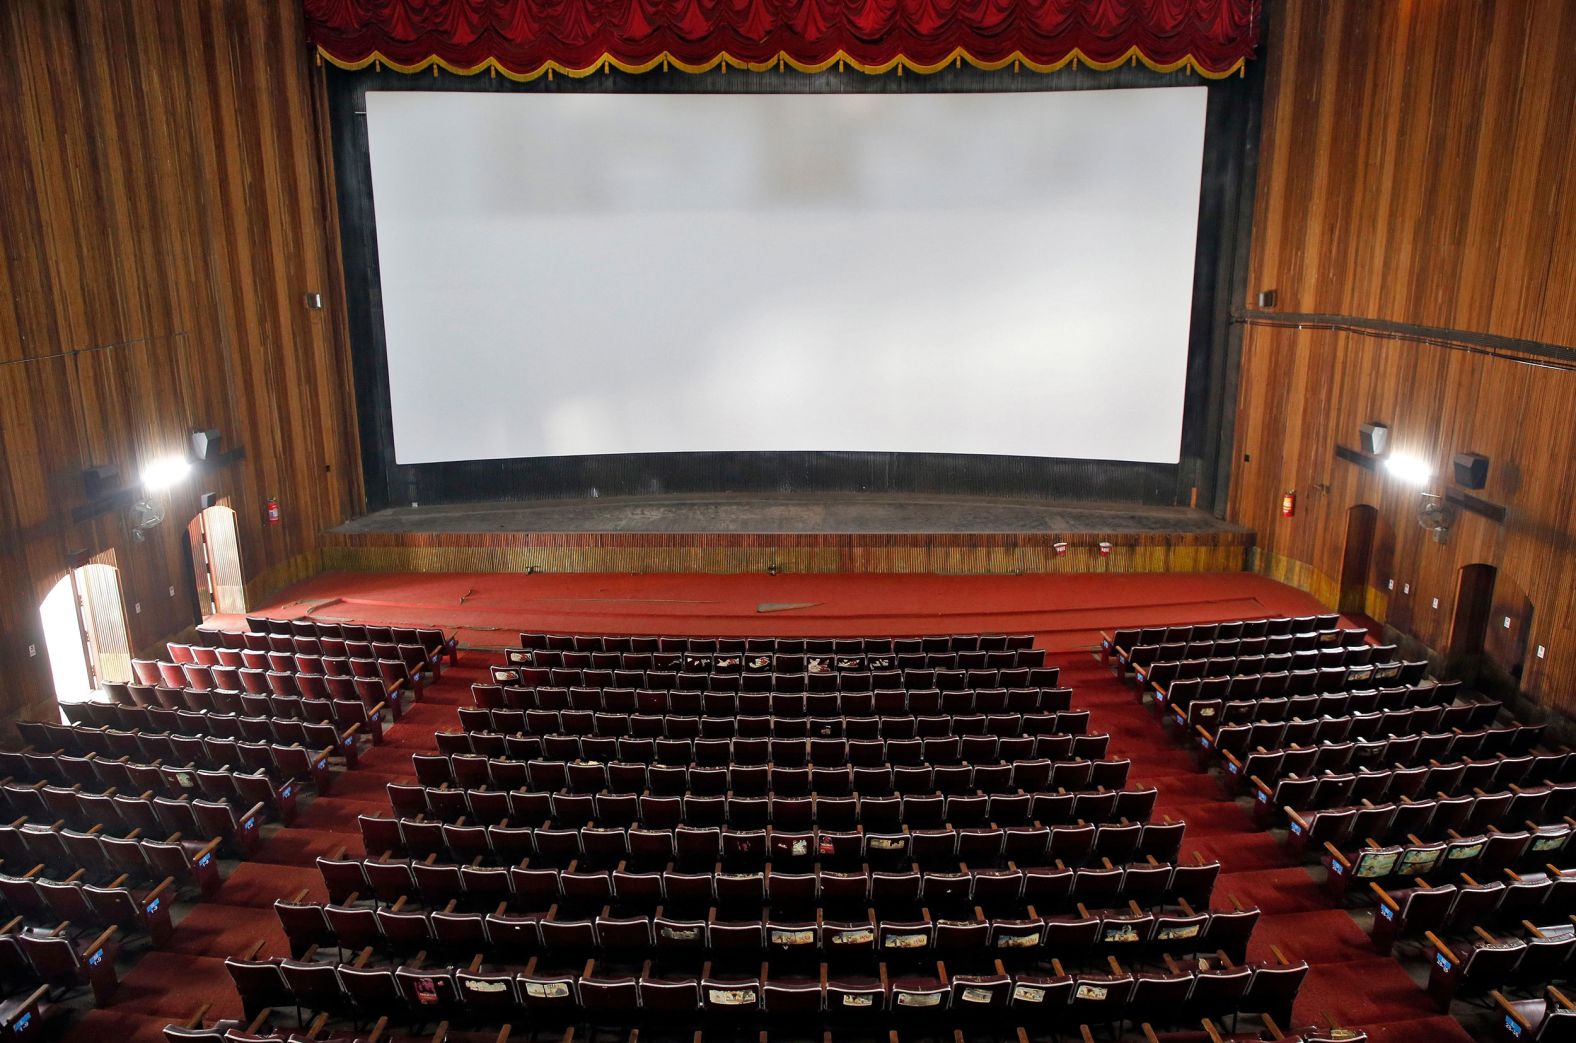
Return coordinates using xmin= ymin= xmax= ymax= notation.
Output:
xmin=81 ymin=464 xmax=120 ymax=500
xmin=191 ymin=429 xmax=222 ymax=461
xmin=1359 ymin=422 xmax=1390 ymax=456
xmin=199 ymin=492 xmax=219 ymax=510
xmin=1453 ymin=452 xmax=1489 ymax=489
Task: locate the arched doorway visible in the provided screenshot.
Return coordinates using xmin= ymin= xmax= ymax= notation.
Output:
xmin=186 ymin=505 xmax=246 ymax=618
xmin=39 ymin=561 xmax=133 ymax=710
xmin=1448 ymin=563 xmax=1498 ymax=680
xmin=1338 ymin=505 xmax=1379 ymax=616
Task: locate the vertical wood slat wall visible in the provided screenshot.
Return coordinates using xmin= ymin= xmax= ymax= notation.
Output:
xmin=0 ymin=1 xmax=360 ymax=724
xmin=1231 ymin=0 xmax=1576 ymax=710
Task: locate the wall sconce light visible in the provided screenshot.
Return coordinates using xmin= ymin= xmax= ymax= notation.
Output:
xmin=1098 ymin=542 xmax=1113 ymax=557
xmin=141 ymin=455 xmax=192 ymax=492
xmin=1052 ymin=541 xmax=1069 ymax=557
xmin=1384 ymin=451 xmax=1434 ymax=487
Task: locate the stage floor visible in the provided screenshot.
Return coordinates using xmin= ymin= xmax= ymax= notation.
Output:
xmin=332 ymin=493 xmax=1247 ymax=535
xmin=246 ymin=569 xmax=1314 ymax=653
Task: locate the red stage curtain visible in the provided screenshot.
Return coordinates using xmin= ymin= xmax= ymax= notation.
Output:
xmin=304 ymin=0 xmax=1260 ymax=81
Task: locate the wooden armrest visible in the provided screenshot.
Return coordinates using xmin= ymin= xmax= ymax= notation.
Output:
xmin=178 ymin=1004 xmax=213 ymax=1030
xmin=83 ymin=925 xmax=118 ymax=953
xmin=1492 ymin=990 xmax=1531 ymax=1029
xmin=1550 ymin=985 xmax=1576 ymax=1011
xmin=1368 ymin=882 xmax=1399 ymax=910
xmin=1425 ymin=931 xmax=1459 ymax=964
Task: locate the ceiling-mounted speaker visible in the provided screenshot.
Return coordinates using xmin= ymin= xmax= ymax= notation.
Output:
xmin=81 ymin=464 xmax=121 ymax=501
xmin=191 ymin=429 xmax=222 ymax=461
xmin=1359 ymin=422 xmax=1389 ymax=456
xmin=1453 ymin=452 xmax=1489 ymax=490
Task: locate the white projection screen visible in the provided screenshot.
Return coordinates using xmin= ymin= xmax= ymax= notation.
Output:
xmin=365 ymin=87 xmax=1209 ymax=466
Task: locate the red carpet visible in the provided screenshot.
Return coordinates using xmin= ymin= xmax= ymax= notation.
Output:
xmin=75 ymin=571 xmax=1471 ymax=1043
xmin=221 ymin=570 xmax=1324 ymax=652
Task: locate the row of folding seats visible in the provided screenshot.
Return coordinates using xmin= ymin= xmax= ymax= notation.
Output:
xmin=0 ymin=921 xmax=120 ymax=1007
xmin=457 ymin=710 xmax=1085 ymax=744
xmin=227 ymin=619 xmax=457 ymax=663
xmin=278 ymin=899 xmax=1239 ymax=968
xmin=442 ymin=732 xmax=1102 ymax=769
xmin=173 ymin=645 xmax=421 ymax=681
xmin=15 ymin=722 xmax=336 ymax=790
xmin=355 ymin=817 xmax=1185 ymax=870
xmin=170 ymin=639 xmax=441 ymax=683
xmin=1290 ymin=792 xmax=1574 ymax=860
xmin=1104 ymin=614 xmax=1343 ymax=660
xmin=468 ymin=684 xmax=1073 ymax=719
xmin=2 ymin=768 xmax=294 ymax=835
xmin=517 ymin=632 xmax=1038 ymax=655
xmin=1250 ymin=763 xmax=1572 ymax=826
xmin=512 ymin=650 xmax=1048 ymax=675
xmin=466 ymin=699 xmax=1084 ymax=731
xmin=390 ymin=783 xmax=1155 ymax=831
xmin=1 ymin=823 xmax=222 ymax=898
xmin=1156 ymin=663 xmax=1424 ymax=707
xmin=1424 ymin=926 xmax=1576 ymax=1014
xmin=61 ymin=702 xmax=364 ymax=763
xmin=1145 ymin=643 xmax=1387 ymax=690
xmin=0 ymin=809 xmax=246 ymax=877
xmin=431 ymin=727 xmax=1109 ymax=768
xmin=1163 ymin=661 xmax=1430 ymax=705
xmin=1224 ymin=731 xmax=1543 ymax=791
xmin=223 ymin=949 xmax=1298 ymax=1031
xmin=1170 ymin=680 xmax=1461 ymax=730
xmin=410 ymin=750 xmax=1118 ymax=796
xmin=1370 ymin=867 xmax=1576 ymax=955
xmin=131 ymin=658 xmax=415 ymax=707
xmin=1206 ymin=702 xmax=1509 ymax=756
xmin=315 ymin=858 xmax=1213 ymax=922
xmin=492 ymin=665 xmax=1061 ymax=694
xmin=1127 ymin=632 xmax=1375 ymax=675
xmin=1323 ymin=817 xmax=1576 ymax=902
xmin=1 ymin=747 xmax=303 ymax=810
xmin=95 ymin=685 xmax=390 ymax=736
xmin=0 ymin=868 xmax=175 ymax=947
xmin=471 ymin=706 xmax=1090 ymax=739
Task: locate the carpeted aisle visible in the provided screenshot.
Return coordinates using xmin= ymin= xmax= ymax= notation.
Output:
xmin=1056 ymin=652 xmax=1475 ymax=1042
xmin=68 ymin=571 xmax=1474 ymax=1043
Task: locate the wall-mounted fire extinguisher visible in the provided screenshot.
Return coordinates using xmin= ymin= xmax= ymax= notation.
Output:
xmin=266 ymin=497 xmax=282 ymax=526
xmin=1281 ymin=491 xmax=1296 ymax=518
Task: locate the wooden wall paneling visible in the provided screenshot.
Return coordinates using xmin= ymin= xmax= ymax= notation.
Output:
xmin=0 ymin=0 xmax=361 ymax=725
xmin=1234 ymin=0 xmax=1576 ymax=713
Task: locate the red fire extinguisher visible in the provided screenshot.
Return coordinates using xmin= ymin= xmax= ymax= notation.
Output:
xmin=1281 ymin=491 xmax=1296 ymax=518
xmin=266 ymin=497 xmax=281 ymax=525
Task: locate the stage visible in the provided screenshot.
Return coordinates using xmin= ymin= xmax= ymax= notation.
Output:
xmin=321 ymin=494 xmax=1254 ymax=576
